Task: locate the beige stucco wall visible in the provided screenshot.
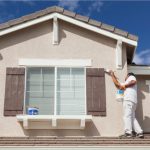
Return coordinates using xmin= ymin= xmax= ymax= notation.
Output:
xmin=136 ymin=75 xmax=150 ymax=133
xmin=0 ymin=20 xmax=129 ymax=137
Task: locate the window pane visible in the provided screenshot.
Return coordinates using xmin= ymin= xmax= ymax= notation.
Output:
xmin=57 ymin=80 xmax=70 ymax=91
xmin=57 ymin=68 xmax=85 ymax=115
xmin=27 ymin=68 xmax=41 ymax=81
xmin=26 ymin=67 xmax=55 ymax=115
xmin=57 ymin=68 xmax=70 ymax=80
xmin=71 ymin=68 xmax=84 ymax=80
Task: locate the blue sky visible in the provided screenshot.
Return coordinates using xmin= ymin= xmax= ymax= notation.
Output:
xmin=0 ymin=0 xmax=150 ymax=65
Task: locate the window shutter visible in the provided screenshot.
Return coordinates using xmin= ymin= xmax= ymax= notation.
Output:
xmin=4 ymin=68 xmax=25 ymax=116
xmin=86 ymin=68 xmax=106 ymax=116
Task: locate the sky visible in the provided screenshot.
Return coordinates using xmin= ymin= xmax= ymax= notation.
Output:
xmin=0 ymin=0 xmax=150 ymax=65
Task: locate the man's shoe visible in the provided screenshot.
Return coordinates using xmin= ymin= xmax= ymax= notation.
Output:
xmin=119 ymin=133 xmax=133 ymax=138
xmin=136 ymin=133 xmax=144 ymax=138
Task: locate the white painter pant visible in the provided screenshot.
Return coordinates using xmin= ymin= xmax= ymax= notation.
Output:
xmin=123 ymin=100 xmax=143 ymax=134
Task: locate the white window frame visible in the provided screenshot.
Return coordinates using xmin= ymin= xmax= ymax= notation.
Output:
xmin=19 ymin=58 xmax=92 ymax=67
xmin=23 ymin=66 xmax=27 ymax=114
xmin=23 ymin=66 xmax=87 ymax=115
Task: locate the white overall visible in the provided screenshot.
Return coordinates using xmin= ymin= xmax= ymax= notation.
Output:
xmin=122 ymin=75 xmax=143 ymax=134
xmin=123 ymin=101 xmax=143 ymax=134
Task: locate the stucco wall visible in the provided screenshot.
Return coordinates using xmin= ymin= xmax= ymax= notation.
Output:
xmin=136 ymin=75 xmax=150 ymax=133
xmin=0 ymin=20 xmax=128 ymax=137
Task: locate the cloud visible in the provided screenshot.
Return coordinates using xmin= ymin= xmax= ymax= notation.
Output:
xmin=133 ymin=49 xmax=150 ymax=65
xmin=87 ymin=1 xmax=103 ymax=16
xmin=58 ymin=0 xmax=104 ymax=17
xmin=58 ymin=0 xmax=80 ymax=11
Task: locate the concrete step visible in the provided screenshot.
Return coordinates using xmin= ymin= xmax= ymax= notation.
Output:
xmin=0 ymin=136 xmax=150 ymax=146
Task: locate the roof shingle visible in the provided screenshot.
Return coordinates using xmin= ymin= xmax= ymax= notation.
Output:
xmin=63 ymin=10 xmax=76 ymax=18
xmin=114 ymin=28 xmax=128 ymax=37
xmin=101 ymin=23 xmax=115 ymax=32
xmin=75 ymin=14 xmax=89 ymax=23
xmin=88 ymin=19 xmax=101 ymax=27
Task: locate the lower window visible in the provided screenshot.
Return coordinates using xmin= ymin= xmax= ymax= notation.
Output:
xmin=25 ymin=67 xmax=86 ymax=115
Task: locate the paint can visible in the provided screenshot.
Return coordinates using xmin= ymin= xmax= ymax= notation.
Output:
xmin=116 ymin=89 xmax=124 ymax=101
xmin=28 ymin=107 xmax=39 ymax=115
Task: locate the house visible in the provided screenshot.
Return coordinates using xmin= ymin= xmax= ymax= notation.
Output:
xmin=0 ymin=6 xmax=150 ymax=142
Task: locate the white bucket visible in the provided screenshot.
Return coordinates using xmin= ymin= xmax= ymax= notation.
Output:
xmin=116 ymin=89 xmax=124 ymax=102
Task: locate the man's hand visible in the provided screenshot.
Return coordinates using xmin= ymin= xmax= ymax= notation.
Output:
xmin=120 ymin=85 xmax=126 ymax=90
xmin=109 ymin=70 xmax=115 ymax=76
xmin=109 ymin=70 xmax=126 ymax=90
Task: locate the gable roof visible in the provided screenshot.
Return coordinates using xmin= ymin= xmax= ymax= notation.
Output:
xmin=0 ymin=6 xmax=138 ymax=43
xmin=0 ymin=6 xmax=137 ymax=63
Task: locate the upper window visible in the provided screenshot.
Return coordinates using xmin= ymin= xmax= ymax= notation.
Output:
xmin=25 ymin=67 xmax=86 ymax=115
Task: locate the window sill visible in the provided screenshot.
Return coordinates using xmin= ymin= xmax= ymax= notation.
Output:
xmin=16 ymin=115 xmax=92 ymax=129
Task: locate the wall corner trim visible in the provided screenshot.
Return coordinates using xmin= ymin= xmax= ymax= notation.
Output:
xmin=53 ymin=16 xmax=59 ymax=45
xmin=146 ymin=80 xmax=150 ymax=93
xmin=116 ymin=40 xmax=123 ymax=69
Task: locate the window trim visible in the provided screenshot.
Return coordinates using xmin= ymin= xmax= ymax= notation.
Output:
xmin=19 ymin=58 xmax=92 ymax=67
xmin=23 ymin=66 xmax=87 ymax=115
xmin=84 ymin=67 xmax=87 ymax=115
xmin=23 ymin=66 xmax=27 ymax=114
xmin=54 ymin=67 xmax=57 ymax=115
xmin=16 ymin=114 xmax=92 ymax=129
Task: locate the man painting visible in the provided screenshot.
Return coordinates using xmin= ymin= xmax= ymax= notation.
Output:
xmin=109 ymin=71 xmax=144 ymax=138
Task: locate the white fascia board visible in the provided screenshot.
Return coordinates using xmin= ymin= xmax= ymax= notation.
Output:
xmin=19 ymin=58 xmax=92 ymax=67
xmin=128 ymin=66 xmax=150 ymax=75
xmin=0 ymin=13 xmax=55 ymax=36
xmin=0 ymin=12 xmax=137 ymax=47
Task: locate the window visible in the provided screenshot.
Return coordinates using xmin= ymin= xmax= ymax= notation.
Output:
xmin=25 ymin=67 xmax=86 ymax=115
xmin=26 ymin=68 xmax=55 ymax=115
xmin=57 ymin=68 xmax=85 ymax=115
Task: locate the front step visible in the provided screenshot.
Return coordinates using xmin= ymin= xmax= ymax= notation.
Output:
xmin=0 ymin=136 xmax=150 ymax=146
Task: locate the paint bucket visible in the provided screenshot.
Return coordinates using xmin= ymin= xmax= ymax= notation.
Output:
xmin=116 ymin=89 xmax=124 ymax=102
xmin=28 ymin=107 xmax=39 ymax=115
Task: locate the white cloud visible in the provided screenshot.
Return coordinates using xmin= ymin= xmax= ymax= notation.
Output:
xmin=87 ymin=1 xmax=103 ymax=16
xmin=58 ymin=0 xmax=80 ymax=11
xmin=133 ymin=49 xmax=150 ymax=65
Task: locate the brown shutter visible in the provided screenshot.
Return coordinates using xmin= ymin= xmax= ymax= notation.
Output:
xmin=4 ymin=68 xmax=25 ymax=116
xmin=86 ymin=68 xmax=106 ymax=116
